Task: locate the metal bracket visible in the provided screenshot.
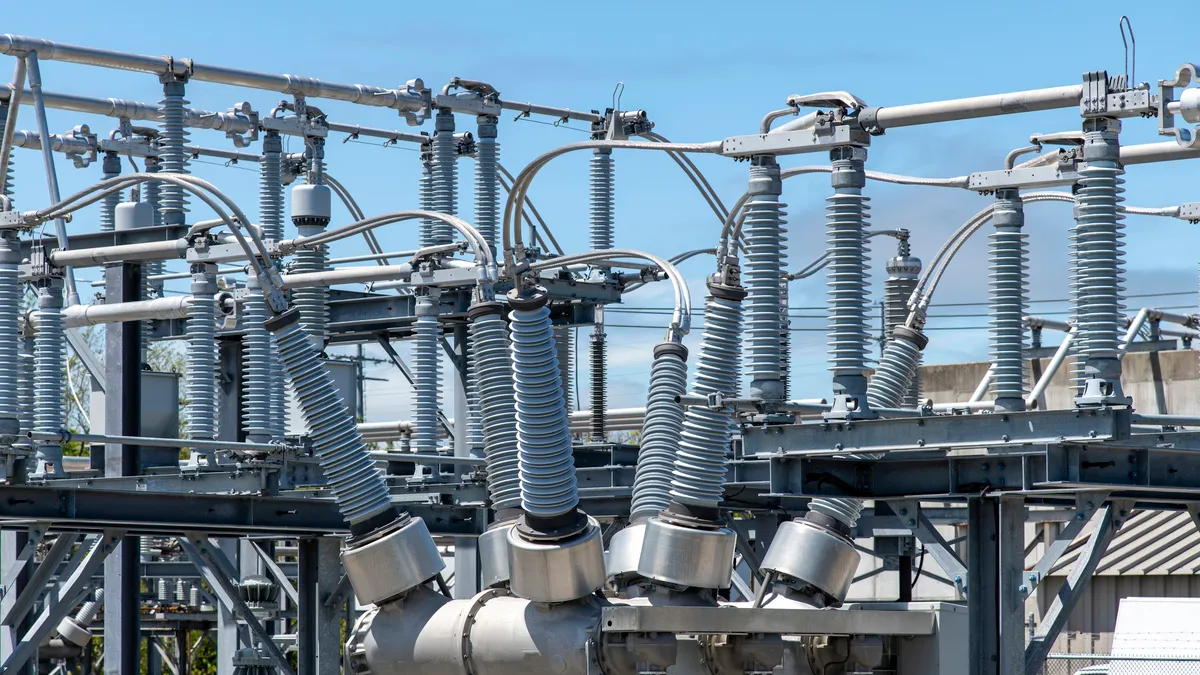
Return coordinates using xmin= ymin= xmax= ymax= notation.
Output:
xmin=63 ymin=124 xmax=98 ymax=168
xmin=1081 ymin=70 xmax=1156 ymax=119
xmin=885 ymin=500 xmax=968 ymax=595
xmin=224 ymin=101 xmax=260 ymax=148
xmin=1159 ymin=62 xmax=1200 ymax=147
xmin=968 ymin=163 xmax=1080 ymax=192
xmin=434 ymin=92 xmax=502 ymax=117
xmin=721 ymin=122 xmax=871 ymax=158
xmin=261 ymin=114 xmax=328 ymax=138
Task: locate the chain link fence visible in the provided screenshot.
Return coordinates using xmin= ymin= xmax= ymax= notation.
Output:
xmin=1040 ymin=653 xmax=1200 ymax=675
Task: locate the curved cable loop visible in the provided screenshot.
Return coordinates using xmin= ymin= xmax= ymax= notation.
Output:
xmin=624 ymin=247 xmax=716 ymax=292
xmin=501 ymin=139 xmax=724 ymax=271
xmin=528 ymin=248 xmax=690 ymax=340
xmin=285 ymin=210 xmax=493 ymax=270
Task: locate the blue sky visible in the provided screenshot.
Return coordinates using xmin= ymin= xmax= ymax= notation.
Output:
xmin=4 ymin=2 xmax=1199 ymax=420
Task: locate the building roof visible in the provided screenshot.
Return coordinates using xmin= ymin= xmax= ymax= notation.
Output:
xmin=1050 ymin=510 xmax=1200 ymax=576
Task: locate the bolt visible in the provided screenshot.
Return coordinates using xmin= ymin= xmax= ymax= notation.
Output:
xmin=1086 ymin=501 xmax=1094 ymax=510
xmin=899 ymin=508 xmax=908 ymax=516
xmin=1076 ymin=514 xmax=1086 ymax=521
xmin=1001 ymin=434 xmax=1010 ymax=442
xmin=907 ymin=518 xmax=916 ymax=527
xmin=916 ymin=438 xmax=925 ymax=446
xmin=1019 ymin=584 xmax=1028 ymax=594
xmin=834 ymin=443 xmax=843 ymax=451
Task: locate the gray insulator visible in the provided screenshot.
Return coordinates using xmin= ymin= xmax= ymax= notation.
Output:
xmin=75 ymin=589 xmax=103 ymax=625
xmin=553 ymin=326 xmax=573 ymax=413
xmin=883 ymin=252 xmax=922 ymax=407
xmin=260 ymin=133 xmax=285 ymax=241
xmin=145 ymin=155 xmax=162 ymax=228
xmin=589 ymin=149 xmax=614 ymax=251
xmin=18 ymin=332 xmax=33 ymax=436
xmin=157 ymin=577 xmax=170 ymax=602
xmin=99 ymin=152 xmax=121 ymax=232
xmin=808 ymin=496 xmax=865 ymax=529
xmin=187 ymin=268 xmax=218 ymax=445
xmin=1073 ymin=122 xmax=1126 ymax=370
xmin=33 ymin=280 xmax=65 ymax=476
xmin=631 ymin=344 xmax=688 ymax=519
xmin=826 ymin=149 xmax=871 ymax=389
xmin=176 ymin=579 xmax=189 ymax=604
xmin=590 ymin=329 xmax=607 ymax=441
xmin=0 ymin=100 xmax=13 ymax=202
xmin=780 ymin=279 xmax=791 ymax=400
xmin=672 ymin=291 xmax=742 ymax=509
xmin=430 ymin=110 xmax=457 ymax=245
xmin=272 ymin=316 xmax=394 ymax=526
xmin=743 ymin=157 xmax=787 ymax=399
xmin=412 ymin=298 xmax=442 ymax=455
xmin=0 ymin=233 xmax=20 ymax=432
xmin=242 ymin=278 xmax=275 ymax=444
xmin=292 ymin=247 xmax=329 ymax=348
xmin=475 ymin=117 xmax=499 ymax=254
xmin=508 ymin=298 xmax=578 ymax=519
xmin=469 ymin=309 xmax=521 ymax=511
xmin=139 ymin=536 xmax=152 ymax=562
xmin=867 ymin=332 xmax=923 ymax=411
xmin=158 ymin=80 xmax=190 ymax=226
xmin=989 ymin=190 xmax=1028 ymax=410
xmin=418 ymin=144 xmax=436 ymax=246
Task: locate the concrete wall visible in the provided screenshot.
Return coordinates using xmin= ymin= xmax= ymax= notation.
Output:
xmin=918 ymin=348 xmax=1200 ymax=415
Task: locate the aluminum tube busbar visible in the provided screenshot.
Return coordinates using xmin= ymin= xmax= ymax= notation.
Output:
xmin=866 ymin=85 xmax=1083 ymax=130
xmin=1027 ymin=328 xmax=1076 ymax=409
xmin=61 ymin=296 xmax=194 ymax=328
xmin=48 ymin=239 xmax=188 ymax=268
xmin=280 ymin=264 xmax=415 ymax=290
xmin=1119 ymin=141 xmax=1200 ymax=165
xmin=0 ymin=35 xmax=427 ymax=113
xmin=27 ymin=429 xmax=277 ymax=455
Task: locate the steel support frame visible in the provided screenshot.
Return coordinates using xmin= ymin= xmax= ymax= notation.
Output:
xmin=297 ymin=536 xmax=341 ymax=675
xmin=968 ymin=497 xmax=999 ymax=675
xmin=103 ymin=260 xmax=142 ymax=675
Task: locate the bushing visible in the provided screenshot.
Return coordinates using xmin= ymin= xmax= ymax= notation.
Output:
xmin=758 ymin=519 xmax=860 ymax=606
xmin=479 ymin=521 xmax=514 ymax=589
xmin=636 ymin=516 xmax=736 ymax=589
xmin=507 ymin=516 xmax=606 ymax=602
xmin=341 ymin=517 xmax=444 ymax=606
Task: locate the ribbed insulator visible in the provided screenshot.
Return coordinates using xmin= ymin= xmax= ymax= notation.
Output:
xmin=418 ymin=147 xmax=435 ymax=246
xmin=469 ymin=310 xmax=521 ymax=511
xmin=99 ymin=153 xmax=121 ymax=232
xmin=33 ymin=282 xmax=65 ymax=476
xmin=590 ymin=329 xmax=607 ymax=441
xmin=187 ymin=280 xmax=218 ymax=443
xmin=0 ymin=102 xmax=12 ymax=203
xmin=430 ymin=111 xmax=457 ymax=245
xmin=292 ymin=245 xmax=329 ymax=347
xmin=672 ymin=293 xmax=742 ymax=509
xmin=474 ymin=130 xmax=499 ymax=254
xmin=242 ymin=289 xmax=275 ymax=444
xmin=867 ymin=333 xmax=922 ymax=410
xmin=780 ymin=279 xmax=791 ymax=400
xmin=157 ymin=577 xmax=170 ymax=602
xmin=509 ymin=302 xmax=578 ymax=519
xmin=1073 ymin=140 xmax=1126 ymax=363
xmin=631 ymin=345 xmax=688 ymax=519
xmin=141 ymin=258 xmax=161 ymax=357
xmin=882 ymin=269 xmax=921 ymax=407
xmin=18 ymin=334 xmax=33 ymax=435
xmin=273 ymin=318 xmax=394 ymax=525
xmin=75 ymin=588 xmax=104 ymax=625
xmin=826 ymin=159 xmax=871 ymax=378
xmin=743 ymin=162 xmax=787 ymax=396
xmin=989 ymin=191 xmax=1029 ymax=408
xmin=0 ymin=234 xmax=21 ymax=426
xmin=553 ymin=326 xmax=573 ymax=413
xmin=145 ymin=157 xmax=162 ymax=228
xmin=260 ymin=133 xmax=285 ymax=241
xmin=808 ymin=497 xmax=865 ymax=529
xmin=157 ymin=81 xmax=190 ymax=225
xmin=411 ymin=305 xmax=442 ymax=455
xmin=589 ymin=149 xmax=614 ymax=251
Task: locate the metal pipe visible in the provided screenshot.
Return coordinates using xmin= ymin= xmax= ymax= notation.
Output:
xmin=1121 ymin=308 xmax=1151 ymax=350
xmin=27 ymin=429 xmax=276 ymax=455
xmin=0 ymin=35 xmax=427 ymax=113
xmin=0 ymin=59 xmax=24 ymax=197
xmin=61 ymin=296 xmax=193 ymax=328
xmin=280 ymin=264 xmax=414 ymax=289
xmin=867 ymin=85 xmax=1083 ymax=130
xmin=967 ymin=366 xmax=994 ymax=403
xmin=1119 ymin=141 xmax=1200 ymax=165
xmin=24 ymin=52 xmax=79 ymax=306
xmin=1130 ymin=413 xmax=1200 ymax=427
xmin=329 ymin=249 xmax=420 ymax=265
xmin=1026 ymin=328 xmax=1076 ymax=409
xmin=497 ymin=99 xmax=601 ymax=124
xmin=47 ymin=239 xmax=189 ymax=268
xmin=367 ymin=452 xmax=484 ymax=465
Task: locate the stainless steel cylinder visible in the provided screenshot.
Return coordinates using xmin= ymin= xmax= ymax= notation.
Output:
xmin=758 ymin=519 xmax=860 ymax=607
xmin=507 ymin=516 xmax=606 ymax=603
xmin=341 ymin=516 xmax=445 ymax=606
xmin=636 ymin=516 xmax=735 ymax=590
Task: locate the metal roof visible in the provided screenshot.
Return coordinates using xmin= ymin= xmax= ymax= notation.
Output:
xmin=1049 ymin=510 xmax=1200 ymax=576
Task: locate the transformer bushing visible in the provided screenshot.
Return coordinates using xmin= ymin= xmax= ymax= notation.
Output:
xmin=825 ymin=146 xmax=872 ymax=409
xmin=32 ymin=277 xmax=65 ymax=477
xmin=157 ymin=77 xmax=190 ymax=226
xmin=742 ymin=155 xmax=787 ymax=400
xmin=990 ymin=189 xmax=1029 ymax=411
xmin=881 ymin=238 xmax=922 ymax=407
xmin=412 ymin=294 xmax=442 ymax=459
xmin=0 ymin=232 xmax=21 ymax=443
xmin=259 ymin=132 xmax=286 ymax=437
xmin=186 ymin=263 xmax=219 ymax=462
xmin=291 ymin=179 xmax=332 ymax=348
xmin=607 ymin=342 xmax=689 ymax=587
xmin=418 ymin=141 xmax=435 ymax=246
xmin=430 ymin=108 xmax=457 ymax=245
xmin=589 ymin=322 xmax=607 ymax=442
xmin=469 ymin=302 xmax=521 ymax=588
xmin=505 ymin=287 xmax=605 ymax=603
xmin=867 ymin=326 xmax=928 ymax=412
xmin=57 ymin=588 xmax=103 ymax=648
xmin=1073 ymin=117 xmax=1129 ymax=405
xmin=99 ymin=151 xmax=121 ymax=232
xmin=474 ymin=114 xmax=499 ymax=254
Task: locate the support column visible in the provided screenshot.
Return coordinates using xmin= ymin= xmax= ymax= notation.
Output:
xmin=453 ymin=323 xmax=479 ymax=598
xmin=103 ymin=261 xmax=141 ymax=675
xmin=967 ymin=497 xmax=999 ymax=675
xmin=298 ymin=537 xmax=342 ymax=675
xmin=1 ymin=530 xmax=33 ymax=675
xmin=215 ymin=538 xmax=239 ymax=675
xmin=999 ymin=495 xmax=1026 ymax=675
